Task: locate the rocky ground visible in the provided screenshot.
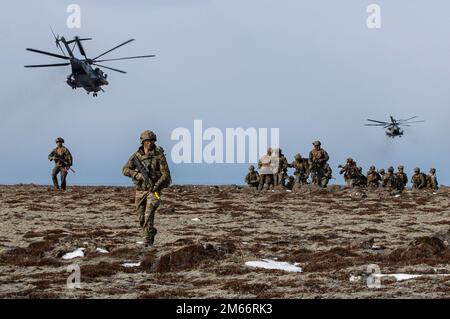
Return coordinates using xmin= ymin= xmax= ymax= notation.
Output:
xmin=0 ymin=184 xmax=449 ymax=299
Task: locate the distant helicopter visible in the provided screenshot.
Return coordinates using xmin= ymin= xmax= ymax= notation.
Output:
xmin=25 ymin=29 xmax=155 ymax=96
xmin=365 ymin=116 xmax=425 ymax=138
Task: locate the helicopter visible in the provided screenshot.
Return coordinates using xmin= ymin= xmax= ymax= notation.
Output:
xmin=25 ymin=30 xmax=155 ymax=97
xmin=365 ymin=116 xmax=425 ymax=138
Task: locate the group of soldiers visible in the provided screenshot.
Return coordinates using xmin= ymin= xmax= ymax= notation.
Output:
xmin=338 ymin=158 xmax=439 ymax=191
xmin=245 ymin=140 xmax=439 ymax=192
xmin=246 ymin=140 xmax=333 ymax=190
xmin=48 ymin=131 xmax=172 ymax=247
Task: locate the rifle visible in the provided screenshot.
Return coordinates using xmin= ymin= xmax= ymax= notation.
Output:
xmin=52 ymin=154 xmax=75 ymax=173
xmin=132 ymin=155 xmax=160 ymax=198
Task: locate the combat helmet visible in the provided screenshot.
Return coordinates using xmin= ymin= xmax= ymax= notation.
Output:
xmin=294 ymin=153 xmax=302 ymax=160
xmin=140 ymin=130 xmax=157 ymax=143
xmin=414 ymin=167 xmax=420 ymax=173
xmin=388 ymin=166 xmax=394 ymax=173
xmin=249 ymin=165 xmax=255 ymax=171
xmin=312 ymin=140 xmax=321 ymax=147
xmin=55 ymin=137 xmax=64 ymax=144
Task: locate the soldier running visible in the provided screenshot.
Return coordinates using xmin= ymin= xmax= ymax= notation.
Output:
xmin=48 ymin=137 xmax=73 ymax=191
xmin=309 ymin=141 xmax=330 ymax=186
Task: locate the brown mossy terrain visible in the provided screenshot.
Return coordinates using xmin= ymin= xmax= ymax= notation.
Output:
xmin=0 ymin=184 xmax=449 ymax=298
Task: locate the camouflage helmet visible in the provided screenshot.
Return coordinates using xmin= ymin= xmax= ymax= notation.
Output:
xmin=430 ymin=168 xmax=436 ymax=173
xmin=414 ymin=167 xmax=420 ymax=173
xmin=55 ymin=137 xmax=64 ymax=144
xmin=140 ymin=130 xmax=157 ymax=143
xmin=346 ymin=157 xmax=354 ymax=163
xmin=312 ymin=140 xmax=321 ymax=146
xmin=388 ymin=166 xmax=394 ymax=173
xmin=249 ymin=165 xmax=255 ymax=171
xmin=398 ymin=165 xmax=404 ymax=170
xmin=294 ymin=153 xmax=302 ymax=160
xmin=369 ymin=166 xmax=375 ymax=170
xmin=379 ymin=169 xmax=385 ymax=174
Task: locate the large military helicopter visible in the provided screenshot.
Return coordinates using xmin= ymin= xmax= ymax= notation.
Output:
xmin=365 ymin=116 xmax=424 ymax=138
xmin=25 ymin=30 xmax=155 ymax=96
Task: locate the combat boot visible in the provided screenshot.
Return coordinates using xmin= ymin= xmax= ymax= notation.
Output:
xmin=144 ymin=228 xmax=157 ymax=247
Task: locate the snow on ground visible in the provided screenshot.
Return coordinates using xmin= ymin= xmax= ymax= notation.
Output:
xmin=62 ymin=248 xmax=85 ymax=260
xmin=245 ymin=259 xmax=302 ymax=272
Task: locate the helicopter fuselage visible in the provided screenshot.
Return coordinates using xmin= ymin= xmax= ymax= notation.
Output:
xmin=386 ymin=125 xmax=403 ymax=138
xmin=66 ymin=59 xmax=108 ymax=93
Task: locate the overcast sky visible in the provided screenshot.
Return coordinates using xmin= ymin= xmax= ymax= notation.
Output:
xmin=0 ymin=0 xmax=449 ymax=186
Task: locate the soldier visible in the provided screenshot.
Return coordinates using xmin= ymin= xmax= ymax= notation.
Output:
xmin=427 ymin=168 xmax=439 ymax=190
xmin=245 ymin=165 xmax=260 ymax=188
xmin=411 ymin=168 xmax=426 ymax=189
xmin=382 ymin=166 xmax=401 ymax=192
xmin=309 ymin=141 xmax=330 ymax=186
xmin=289 ymin=153 xmax=309 ymax=187
xmin=339 ymin=158 xmax=358 ymax=186
xmin=285 ymin=176 xmax=295 ymax=191
xmin=396 ymin=165 xmax=408 ymax=190
xmin=355 ymin=167 xmax=367 ymax=187
xmin=48 ymin=137 xmax=73 ymax=191
xmin=320 ymin=163 xmax=333 ymax=188
xmin=258 ymin=148 xmax=274 ymax=191
xmin=122 ymin=130 xmax=171 ymax=246
xmin=272 ymin=148 xmax=289 ymax=187
xmin=366 ymin=166 xmax=381 ymax=188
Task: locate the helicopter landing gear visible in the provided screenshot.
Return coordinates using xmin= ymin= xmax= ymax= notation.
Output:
xmin=93 ymin=92 xmax=98 ymax=97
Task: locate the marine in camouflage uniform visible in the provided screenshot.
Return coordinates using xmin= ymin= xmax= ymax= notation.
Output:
xmin=382 ymin=166 xmax=401 ymax=192
xmin=285 ymin=176 xmax=295 ymax=190
xmin=366 ymin=166 xmax=381 ymax=188
xmin=319 ymin=163 xmax=333 ymax=188
xmin=272 ymin=148 xmax=289 ymax=187
xmin=48 ymin=137 xmax=73 ymax=190
xmin=411 ymin=168 xmax=426 ymax=189
xmin=338 ymin=158 xmax=359 ymax=186
xmin=245 ymin=165 xmax=260 ymax=188
xmin=258 ymin=148 xmax=274 ymax=191
xmin=427 ymin=168 xmax=439 ymax=190
xmin=396 ymin=166 xmax=408 ymax=190
xmin=122 ymin=130 xmax=171 ymax=246
xmin=308 ymin=141 xmax=330 ymax=186
xmin=288 ymin=153 xmax=309 ymax=187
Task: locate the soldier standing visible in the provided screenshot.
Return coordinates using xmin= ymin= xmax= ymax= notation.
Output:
xmin=366 ymin=166 xmax=381 ymax=188
xmin=122 ymin=130 xmax=171 ymax=246
xmin=308 ymin=141 xmax=330 ymax=186
xmin=320 ymin=163 xmax=333 ymax=188
xmin=396 ymin=165 xmax=408 ymax=190
xmin=258 ymin=148 xmax=274 ymax=191
xmin=245 ymin=165 xmax=260 ymax=188
xmin=48 ymin=137 xmax=73 ymax=191
xmin=427 ymin=168 xmax=439 ymax=190
xmin=411 ymin=168 xmax=426 ymax=189
xmin=272 ymin=148 xmax=289 ymax=187
xmin=382 ymin=166 xmax=401 ymax=193
xmin=338 ymin=158 xmax=358 ymax=186
xmin=289 ymin=153 xmax=309 ymax=187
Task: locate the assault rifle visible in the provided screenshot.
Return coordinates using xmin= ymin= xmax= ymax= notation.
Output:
xmin=52 ymin=154 xmax=75 ymax=173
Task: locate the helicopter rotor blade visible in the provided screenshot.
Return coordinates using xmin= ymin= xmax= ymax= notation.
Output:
xmin=398 ymin=116 xmax=417 ymax=122
xmin=94 ymin=55 xmax=155 ymax=63
xmin=364 ymin=124 xmax=386 ymax=126
xmin=50 ymin=27 xmax=66 ymax=57
xmin=75 ymin=36 xmax=87 ymax=58
xmin=367 ymin=119 xmax=390 ymax=125
xmin=399 ymin=120 xmax=425 ymax=124
xmin=26 ymin=48 xmax=71 ymax=60
xmin=92 ymin=63 xmax=127 ymax=74
xmin=24 ymin=63 xmax=71 ymax=68
xmin=92 ymin=39 xmax=135 ymax=60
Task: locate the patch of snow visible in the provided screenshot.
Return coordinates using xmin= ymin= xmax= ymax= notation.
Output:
xmin=96 ymin=248 xmax=109 ymax=254
xmin=373 ymin=273 xmax=450 ymax=281
xmin=286 ymin=190 xmax=292 ymax=193
xmin=62 ymin=248 xmax=85 ymax=260
xmin=122 ymin=262 xmax=141 ymax=268
xmin=349 ymin=275 xmax=361 ymax=282
xmin=242 ymin=242 xmax=249 ymax=245
xmin=245 ymin=259 xmax=302 ymax=272
xmin=136 ymin=241 xmax=144 ymax=245
xmin=191 ymin=218 xmax=201 ymax=222
xmin=394 ymin=194 xmax=401 ymax=198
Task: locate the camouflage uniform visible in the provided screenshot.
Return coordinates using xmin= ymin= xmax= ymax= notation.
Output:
xmin=285 ymin=176 xmax=295 ymax=190
xmin=382 ymin=166 xmax=401 ymax=192
xmin=339 ymin=158 xmax=358 ymax=186
xmin=245 ymin=165 xmax=260 ymax=188
xmin=366 ymin=166 xmax=381 ymax=188
xmin=258 ymin=148 xmax=274 ymax=191
xmin=122 ymin=131 xmax=171 ymax=246
xmin=309 ymin=141 xmax=329 ymax=186
xmin=319 ymin=163 xmax=333 ymax=188
xmin=396 ymin=166 xmax=408 ymax=190
xmin=427 ymin=168 xmax=439 ymax=190
xmin=48 ymin=137 xmax=73 ymax=190
xmin=272 ymin=149 xmax=289 ymax=187
xmin=411 ymin=168 xmax=426 ymax=189
xmin=289 ymin=153 xmax=309 ymax=186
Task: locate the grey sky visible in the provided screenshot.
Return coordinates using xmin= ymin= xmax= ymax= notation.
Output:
xmin=0 ymin=0 xmax=449 ymax=186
